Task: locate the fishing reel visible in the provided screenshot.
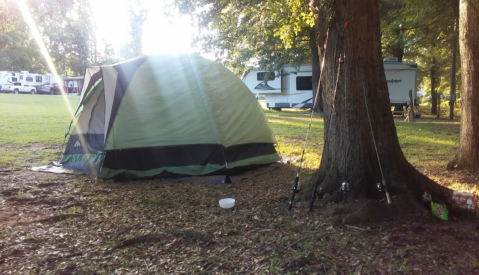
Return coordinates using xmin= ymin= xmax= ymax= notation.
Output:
xmin=290 ymin=180 xmax=302 ymax=193
xmin=376 ymin=179 xmax=392 ymax=204
xmin=377 ymin=182 xmax=384 ymax=193
xmin=340 ymin=182 xmax=350 ymax=205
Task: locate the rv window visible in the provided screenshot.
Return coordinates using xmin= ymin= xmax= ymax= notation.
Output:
xmin=257 ymin=72 xmax=275 ymax=81
xmin=296 ymin=76 xmax=312 ymax=90
xmin=20 ymin=75 xmax=23 ymax=80
xmin=14 ymin=82 xmax=21 ymax=86
xmin=11 ymin=77 xmax=17 ymax=82
xmin=26 ymin=76 xmax=33 ymax=82
xmin=36 ymin=76 xmax=42 ymax=82
xmin=11 ymin=73 xmax=15 ymax=76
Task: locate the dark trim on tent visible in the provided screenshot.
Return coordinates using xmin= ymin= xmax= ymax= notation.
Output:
xmin=82 ymin=70 xmax=103 ymax=99
xmin=101 ymin=143 xmax=277 ymax=172
xmin=106 ymin=56 xmax=149 ymax=135
xmin=62 ymin=133 xmax=105 ymax=155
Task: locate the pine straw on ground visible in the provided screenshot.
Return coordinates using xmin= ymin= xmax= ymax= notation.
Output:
xmin=0 ymin=165 xmax=478 ymax=275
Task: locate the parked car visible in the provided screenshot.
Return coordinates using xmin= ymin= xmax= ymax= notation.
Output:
xmin=34 ymin=83 xmax=52 ymax=94
xmin=50 ymin=83 xmax=65 ymax=95
xmin=4 ymin=82 xmax=37 ymax=94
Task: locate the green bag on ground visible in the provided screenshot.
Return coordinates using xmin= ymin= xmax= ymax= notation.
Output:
xmin=431 ymin=201 xmax=448 ymax=220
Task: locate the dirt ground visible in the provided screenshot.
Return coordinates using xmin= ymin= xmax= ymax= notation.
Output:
xmin=0 ymin=163 xmax=478 ymax=274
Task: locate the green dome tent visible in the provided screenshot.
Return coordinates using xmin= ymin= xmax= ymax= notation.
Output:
xmin=60 ymin=54 xmax=280 ymax=179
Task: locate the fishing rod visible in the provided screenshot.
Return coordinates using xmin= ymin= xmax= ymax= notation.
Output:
xmin=288 ymin=31 xmax=330 ymax=211
xmin=309 ymin=53 xmax=344 ymax=211
xmin=361 ymin=73 xmax=391 ymax=204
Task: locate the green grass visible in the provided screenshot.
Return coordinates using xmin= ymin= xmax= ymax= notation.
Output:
xmin=264 ymin=109 xmax=324 ymax=169
xmin=0 ymin=94 xmax=79 ymax=168
xmin=0 ymin=94 xmax=79 ymax=146
xmin=264 ymin=107 xmax=460 ymax=171
xmin=0 ymin=95 xmax=460 ymax=173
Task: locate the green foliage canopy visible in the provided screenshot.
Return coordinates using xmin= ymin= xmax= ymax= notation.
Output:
xmin=175 ymin=0 xmax=314 ymax=74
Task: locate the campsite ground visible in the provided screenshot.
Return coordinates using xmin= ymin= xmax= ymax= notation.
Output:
xmin=0 ymin=94 xmax=478 ymax=274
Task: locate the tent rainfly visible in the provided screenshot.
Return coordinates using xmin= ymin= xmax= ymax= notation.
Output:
xmin=60 ymin=54 xmax=280 ymax=179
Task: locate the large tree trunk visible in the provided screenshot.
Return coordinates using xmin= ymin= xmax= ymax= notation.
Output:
xmin=448 ymin=0 xmax=479 ymax=172
xmin=302 ymin=0 xmax=452 ymax=210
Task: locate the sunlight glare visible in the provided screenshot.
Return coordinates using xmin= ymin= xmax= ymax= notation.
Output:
xmin=16 ymin=0 xmax=72 ymax=113
xmin=91 ymin=0 xmax=195 ymax=55
xmin=142 ymin=7 xmax=194 ymax=54
xmin=16 ymin=0 xmax=97 ymax=174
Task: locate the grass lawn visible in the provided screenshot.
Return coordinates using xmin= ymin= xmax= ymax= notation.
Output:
xmin=0 ymin=94 xmax=478 ymax=274
xmin=0 ymin=94 xmax=79 ymax=168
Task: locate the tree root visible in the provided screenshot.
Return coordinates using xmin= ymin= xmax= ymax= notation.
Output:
xmin=1 ymin=188 xmax=21 ymax=196
xmin=33 ymin=214 xmax=83 ymax=223
xmin=0 ymin=169 xmax=21 ymax=173
xmin=38 ymin=182 xmax=62 ymax=188
xmin=446 ymin=158 xmax=463 ymax=170
xmin=327 ymin=195 xmax=427 ymax=225
xmin=105 ymin=230 xmax=207 ymax=255
xmin=105 ymin=234 xmax=164 ymax=255
xmin=407 ymin=163 xmax=453 ymax=204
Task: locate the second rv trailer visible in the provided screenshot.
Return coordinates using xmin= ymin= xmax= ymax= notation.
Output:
xmin=242 ymin=59 xmax=417 ymax=110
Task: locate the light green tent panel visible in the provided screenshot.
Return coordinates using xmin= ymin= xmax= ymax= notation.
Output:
xmin=105 ymin=54 xmax=276 ymax=150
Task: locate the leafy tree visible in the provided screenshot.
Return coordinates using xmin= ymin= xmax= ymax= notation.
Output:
xmin=0 ymin=0 xmax=45 ymax=72
xmin=0 ymin=0 xmax=18 ymax=34
xmin=0 ymin=0 xmax=94 ymax=75
xmin=96 ymin=43 xmax=119 ymax=66
xmin=0 ymin=28 xmax=45 ymax=72
xmin=380 ymin=0 xmax=459 ymax=115
xmin=30 ymin=0 xmax=93 ymax=75
xmin=119 ymin=0 xmax=148 ymax=59
xmin=175 ymin=0 xmax=313 ymax=73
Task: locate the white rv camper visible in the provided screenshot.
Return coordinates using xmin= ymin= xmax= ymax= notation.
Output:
xmin=242 ymin=58 xmax=417 ymax=110
xmin=0 ymin=71 xmax=52 ymax=93
xmin=383 ymin=57 xmax=418 ymax=108
xmin=242 ymin=65 xmax=313 ymax=110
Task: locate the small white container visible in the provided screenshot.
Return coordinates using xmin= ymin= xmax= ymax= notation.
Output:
xmin=219 ymin=198 xmax=235 ymax=209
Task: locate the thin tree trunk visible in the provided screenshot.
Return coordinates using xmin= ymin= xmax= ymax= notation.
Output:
xmin=449 ymin=0 xmax=459 ymax=120
xmin=448 ymin=0 xmax=479 ymax=172
xmin=302 ymin=0 xmax=452 ymax=210
xmin=431 ymin=58 xmax=437 ymax=115
xmin=437 ymin=94 xmax=441 ymax=118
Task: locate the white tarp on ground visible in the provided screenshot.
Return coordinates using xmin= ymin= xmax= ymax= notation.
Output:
xmin=30 ymin=162 xmax=80 ymax=174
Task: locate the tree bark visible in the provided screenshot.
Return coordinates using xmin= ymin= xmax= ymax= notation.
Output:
xmin=311 ymin=2 xmax=330 ymax=113
xmin=303 ymin=0 xmax=452 ymax=209
xmin=448 ymin=0 xmax=479 ymax=172
xmin=310 ymin=27 xmax=322 ymax=113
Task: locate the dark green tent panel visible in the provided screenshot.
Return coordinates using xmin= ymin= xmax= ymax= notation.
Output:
xmin=60 ymin=54 xmax=280 ymax=179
